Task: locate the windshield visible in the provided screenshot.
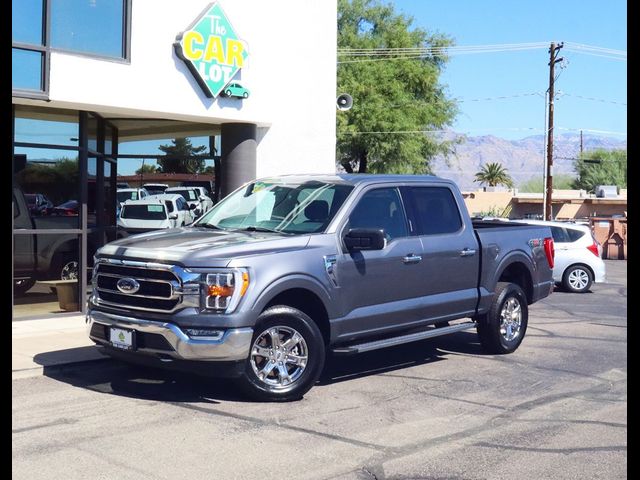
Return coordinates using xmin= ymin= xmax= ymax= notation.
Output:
xmin=121 ymin=204 xmax=167 ymax=220
xmin=117 ymin=191 xmax=139 ymax=203
xmin=169 ymin=189 xmax=197 ymax=201
xmin=195 ymin=180 xmax=353 ymax=234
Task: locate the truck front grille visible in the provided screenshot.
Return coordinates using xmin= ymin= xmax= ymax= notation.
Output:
xmin=93 ymin=261 xmax=187 ymax=313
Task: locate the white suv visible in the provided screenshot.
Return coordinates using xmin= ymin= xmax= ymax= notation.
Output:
xmin=118 ymin=194 xmax=195 ymax=233
xmin=520 ymin=220 xmax=606 ymax=293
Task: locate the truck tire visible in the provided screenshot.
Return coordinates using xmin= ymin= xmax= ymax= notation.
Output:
xmin=562 ymin=265 xmax=593 ymax=293
xmin=477 ymin=282 xmax=528 ymax=354
xmin=14 ymin=278 xmax=36 ymax=296
xmin=52 ymin=254 xmax=79 ymax=281
xmin=236 ymin=306 xmax=325 ymax=402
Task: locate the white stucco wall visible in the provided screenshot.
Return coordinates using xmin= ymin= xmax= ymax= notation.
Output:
xmin=40 ymin=0 xmax=337 ymax=177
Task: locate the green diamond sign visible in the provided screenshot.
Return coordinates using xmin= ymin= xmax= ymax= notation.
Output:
xmin=174 ymin=2 xmax=249 ymax=98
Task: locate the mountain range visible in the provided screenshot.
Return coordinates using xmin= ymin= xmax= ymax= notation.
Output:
xmin=431 ymin=133 xmax=627 ymax=191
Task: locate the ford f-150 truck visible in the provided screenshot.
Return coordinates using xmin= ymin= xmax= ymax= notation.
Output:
xmin=88 ymin=175 xmax=555 ymax=401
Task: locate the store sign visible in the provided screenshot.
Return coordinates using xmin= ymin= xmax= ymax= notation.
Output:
xmin=174 ymin=2 xmax=249 ymax=98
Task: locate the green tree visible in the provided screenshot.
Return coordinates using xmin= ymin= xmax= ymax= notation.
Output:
xmin=135 ymin=163 xmax=159 ymax=175
xmin=573 ymin=148 xmax=627 ymax=192
xmin=519 ymin=173 xmax=575 ymax=193
xmin=474 ymin=162 xmax=514 ymax=188
xmin=157 ymin=138 xmax=207 ymax=174
xmin=337 ymin=0 xmax=458 ymax=174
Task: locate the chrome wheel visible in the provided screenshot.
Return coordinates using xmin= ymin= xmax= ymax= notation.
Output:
xmin=568 ymin=268 xmax=589 ymax=290
xmin=250 ymin=326 xmax=308 ymax=389
xmin=499 ymin=296 xmax=522 ymax=342
xmin=61 ymin=260 xmax=78 ymax=280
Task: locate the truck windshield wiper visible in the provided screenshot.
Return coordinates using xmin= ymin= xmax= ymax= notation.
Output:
xmin=197 ymin=223 xmax=224 ymax=230
xmin=241 ymin=226 xmax=281 ymax=233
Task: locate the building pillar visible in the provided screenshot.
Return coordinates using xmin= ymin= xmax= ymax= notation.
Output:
xmin=220 ymin=123 xmax=257 ymax=198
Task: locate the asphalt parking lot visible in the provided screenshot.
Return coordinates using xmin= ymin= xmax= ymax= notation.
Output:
xmin=12 ymin=260 xmax=627 ymax=480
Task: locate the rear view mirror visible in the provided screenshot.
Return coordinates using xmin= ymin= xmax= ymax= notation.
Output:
xmin=344 ymin=228 xmax=385 ymax=251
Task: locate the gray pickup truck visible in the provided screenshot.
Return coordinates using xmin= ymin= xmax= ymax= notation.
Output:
xmin=13 ymin=186 xmax=80 ymax=295
xmin=88 ymin=175 xmax=555 ymax=401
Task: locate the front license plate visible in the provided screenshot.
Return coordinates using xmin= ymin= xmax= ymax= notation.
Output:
xmin=110 ymin=327 xmax=134 ymax=350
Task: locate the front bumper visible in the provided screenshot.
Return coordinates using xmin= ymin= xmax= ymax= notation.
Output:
xmin=87 ymin=309 xmax=253 ymax=362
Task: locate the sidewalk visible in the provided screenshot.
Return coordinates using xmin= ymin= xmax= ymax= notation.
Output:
xmin=12 ymin=315 xmax=106 ymax=380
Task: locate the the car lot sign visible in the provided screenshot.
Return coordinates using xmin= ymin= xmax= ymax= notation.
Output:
xmin=175 ymin=2 xmax=248 ymax=98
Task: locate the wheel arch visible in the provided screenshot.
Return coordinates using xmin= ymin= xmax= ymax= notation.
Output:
xmin=495 ymin=258 xmax=534 ymax=304
xmin=254 ymin=277 xmax=333 ymax=346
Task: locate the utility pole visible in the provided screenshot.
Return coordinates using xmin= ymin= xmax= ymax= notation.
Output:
xmin=580 ymin=129 xmax=583 ymax=156
xmin=545 ymin=41 xmax=563 ymax=220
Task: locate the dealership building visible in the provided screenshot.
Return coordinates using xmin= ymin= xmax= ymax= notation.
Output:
xmin=12 ymin=0 xmax=337 ymax=318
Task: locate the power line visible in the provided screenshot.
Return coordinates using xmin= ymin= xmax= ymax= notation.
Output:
xmin=557 ymin=92 xmax=627 ymax=106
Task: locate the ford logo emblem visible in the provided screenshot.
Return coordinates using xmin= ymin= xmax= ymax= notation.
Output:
xmin=116 ymin=277 xmax=140 ymax=294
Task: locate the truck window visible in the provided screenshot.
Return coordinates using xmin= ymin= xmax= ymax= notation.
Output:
xmin=410 ymin=187 xmax=462 ymax=235
xmin=348 ymin=188 xmax=408 ymax=240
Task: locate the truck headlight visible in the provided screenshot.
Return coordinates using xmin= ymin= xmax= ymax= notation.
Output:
xmin=202 ymin=269 xmax=249 ymax=312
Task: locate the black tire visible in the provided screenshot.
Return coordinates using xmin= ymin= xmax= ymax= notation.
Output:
xmin=51 ymin=254 xmax=79 ymax=281
xmin=14 ymin=278 xmax=36 ymax=296
xmin=477 ymin=282 xmax=528 ymax=354
xmin=236 ymin=306 xmax=325 ymax=402
xmin=562 ymin=265 xmax=593 ymax=293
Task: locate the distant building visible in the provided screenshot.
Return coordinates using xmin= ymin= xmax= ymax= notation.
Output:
xmin=462 ymin=188 xmax=628 ymax=220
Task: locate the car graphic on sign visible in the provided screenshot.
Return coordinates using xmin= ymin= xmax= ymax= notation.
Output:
xmin=221 ymin=82 xmax=250 ymax=99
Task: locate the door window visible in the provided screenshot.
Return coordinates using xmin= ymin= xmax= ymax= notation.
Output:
xmin=409 ymin=187 xmax=462 ymax=235
xmin=551 ymin=226 xmax=570 ymax=243
xmin=348 ymin=188 xmax=407 ymax=240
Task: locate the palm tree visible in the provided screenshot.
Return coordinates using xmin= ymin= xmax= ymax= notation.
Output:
xmin=474 ymin=162 xmax=514 ymax=188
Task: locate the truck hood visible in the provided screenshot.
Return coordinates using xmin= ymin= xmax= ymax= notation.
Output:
xmin=97 ymin=227 xmax=311 ymax=267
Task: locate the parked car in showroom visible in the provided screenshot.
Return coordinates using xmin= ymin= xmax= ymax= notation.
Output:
xmin=518 ymin=219 xmax=605 ymax=293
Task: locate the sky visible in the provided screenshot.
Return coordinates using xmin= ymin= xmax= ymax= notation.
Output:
xmin=391 ymin=0 xmax=627 ymax=140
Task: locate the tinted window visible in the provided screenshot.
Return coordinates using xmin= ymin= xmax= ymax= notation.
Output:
xmin=121 ymin=205 xmax=166 ymax=220
xmin=50 ymin=0 xmax=125 ymax=58
xmin=164 ymin=201 xmax=174 ymax=213
xmin=348 ymin=188 xmax=407 ymax=240
xmin=566 ymin=227 xmax=586 ymax=242
xmin=410 ymin=187 xmax=462 ymax=235
xmin=551 ymin=227 xmax=570 ymax=243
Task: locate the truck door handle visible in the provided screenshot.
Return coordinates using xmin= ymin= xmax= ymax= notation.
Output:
xmin=460 ymin=248 xmax=476 ymax=257
xmin=403 ymin=254 xmax=422 ymax=264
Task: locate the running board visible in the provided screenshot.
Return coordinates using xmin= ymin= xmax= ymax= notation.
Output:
xmin=331 ymin=321 xmax=477 ymax=355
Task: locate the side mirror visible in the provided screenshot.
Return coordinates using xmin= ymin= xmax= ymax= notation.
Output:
xmin=189 ymin=203 xmax=197 ymax=210
xmin=169 ymin=213 xmax=178 ymax=220
xmin=344 ymin=228 xmax=385 ymax=251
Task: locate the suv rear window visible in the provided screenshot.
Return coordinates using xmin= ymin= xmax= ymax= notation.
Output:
xmin=121 ymin=204 xmax=167 ymax=220
xmin=566 ymin=227 xmax=586 ymax=242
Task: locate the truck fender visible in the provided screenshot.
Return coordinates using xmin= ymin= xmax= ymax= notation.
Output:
xmin=491 ymin=249 xmax=535 ymax=298
xmin=251 ymin=274 xmax=336 ymax=319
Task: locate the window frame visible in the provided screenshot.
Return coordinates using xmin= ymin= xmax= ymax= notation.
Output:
xmin=12 ymin=0 xmax=132 ymax=100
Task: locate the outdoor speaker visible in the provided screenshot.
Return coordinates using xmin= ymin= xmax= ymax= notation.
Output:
xmin=336 ymin=93 xmax=353 ymax=111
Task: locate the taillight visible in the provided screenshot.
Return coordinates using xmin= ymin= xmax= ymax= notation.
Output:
xmin=543 ymin=237 xmax=554 ymax=269
xmin=587 ymin=241 xmax=600 ymax=257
